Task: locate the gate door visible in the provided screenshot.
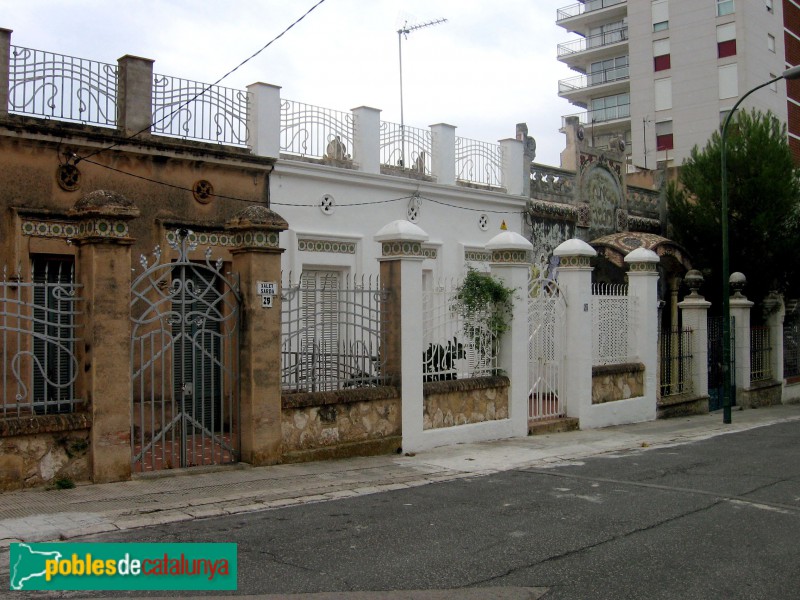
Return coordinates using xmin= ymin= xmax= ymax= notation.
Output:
xmin=131 ymin=230 xmax=241 ymax=472
xmin=708 ymin=315 xmax=736 ymax=411
xmin=528 ymin=271 xmax=567 ymax=420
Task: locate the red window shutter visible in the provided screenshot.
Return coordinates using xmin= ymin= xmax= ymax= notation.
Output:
xmin=656 ymin=133 xmax=674 ymax=151
xmin=654 ymin=54 xmax=671 ymax=71
xmin=718 ymin=39 xmax=737 ymax=58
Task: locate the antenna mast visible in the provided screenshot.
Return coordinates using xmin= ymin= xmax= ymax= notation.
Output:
xmin=397 ymin=17 xmax=447 ymax=168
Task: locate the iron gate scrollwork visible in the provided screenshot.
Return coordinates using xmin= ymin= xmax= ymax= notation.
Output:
xmin=528 ymin=265 xmax=567 ymax=421
xmin=131 ymin=229 xmax=241 ymax=472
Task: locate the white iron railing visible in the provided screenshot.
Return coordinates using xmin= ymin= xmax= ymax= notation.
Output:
xmin=380 ymin=120 xmax=431 ymax=173
xmin=280 ymin=99 xmax=354 ymax=160
xmin=151 ymin=74 xmax=250 ymax=146
xmin=455 ymin=136 xmax=502 ymax=188
xmin=8 ymin=45 xmax=117 ymax=127
xmin=422 ymin=278 xmax=498 ymax=381
xmin=591 ymin=283 xmax=630 ymax=365
xmin=1 ymin=263 xmax=83 ymax=416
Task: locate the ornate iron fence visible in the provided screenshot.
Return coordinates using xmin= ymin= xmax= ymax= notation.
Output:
xmin=379 ymin=121 xmax=431 ymax=172
xmin=281 ymin=272 xmax=388 ymax=393
xmin=280 ymin=99 xmax=353 ymax=160
xmin=8 ymin=45 xmax=117 ymax=127
xmin=1 ymin=262 xmax=83 ymax=416
xmin=422 ymin=278 xmax=498 ymax=381
xmin=659 ymin=327 xmax=694 ymax=397
xmin=750 ymin=326 xmax=772 ymax=382
xmin=591 ymin=283 xmax=631 ymax=365
xmin=785 ymin=321 xmax=800 ymax=379
xmin=455 ymin=136 xmax=502 ymax=188
xmin=151 ymin=74 xmax=250 ymax=146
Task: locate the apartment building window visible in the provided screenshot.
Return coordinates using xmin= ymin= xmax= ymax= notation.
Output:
xmin=716 ymin=0 xmax=734 ymax=17
xmin=766 ymin=0 xmax=773 ymax=12
xmin=655 ymin=78 xmax=673 ymax=111
xmin=769 ymin=73 xmax=778 ymax=92
xmin=590 ymin=56 xmax=629 ymax=85
xmin=768 ymin=34 xmax=776 ymax=53
xmin=656 ymin=121 xmax=674 ymax=151
xmin=652 ymin=0 xmax=669 ymax=31
xmin=653 ymin=39 xmax=671 ymax=71
xmin=717 ymin=23 xmax=736 ymax=58
xmin=719 ymin=64 xmax=738 ymax=99
xmin=588 ymin=20 xmax=627 ymax=49
xmin=590 ymin=93 xmax=630 ymax=122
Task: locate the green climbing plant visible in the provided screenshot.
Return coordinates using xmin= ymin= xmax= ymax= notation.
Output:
xmin=450 ymin=268 xmax=515 ymax=344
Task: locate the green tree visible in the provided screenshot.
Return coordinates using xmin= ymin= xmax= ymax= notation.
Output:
xmin=667 ymin=109 xmax=800 ymax=320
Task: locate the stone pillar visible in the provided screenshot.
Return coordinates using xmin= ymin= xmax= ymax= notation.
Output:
xmin=763 ymin=292 xmax=785 ymax=385
xmin=728 ymin=272 xmax=753 ymax=405
xmin=625 ymin=248 xmax=660 ymax=414
xmin=677 ymin=270 xmax=712 ymax=400
xmin=352 ymin=106 xmax=381 ymax=174
xmin=70 ymin=191 xmax=140 ymax=483
xmin=247 ymin=82 xmax=282 ymax=158
xmin=117 ymin=54 xmax=154 ymax=135
xmin=487 ymin=230 xmax=533 ymax=437
xmin=500 ymin=138 xmax=525 ymax=197
xmin=374 ymin=220 xmax=429 ymax=453
xmin=0 ymin=28 xmax=11 ymax=120
xmin=430 ymin=123 xmax=456 ymax=185
xmin=226 ymin=206 xmax=288 ymax=465
xmin=553 ymin=239 xmax=596 ymax=421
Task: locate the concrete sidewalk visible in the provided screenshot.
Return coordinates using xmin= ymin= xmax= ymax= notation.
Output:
xmin=2 ymin=404 xmax=800 ymax=547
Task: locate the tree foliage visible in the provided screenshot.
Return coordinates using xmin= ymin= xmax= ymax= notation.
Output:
xmin=667 ymin=109 xmax=800 ymax=319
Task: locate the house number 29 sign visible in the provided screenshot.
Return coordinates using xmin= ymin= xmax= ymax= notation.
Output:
xmin=257 ymin=281 xmax=277 ymax=308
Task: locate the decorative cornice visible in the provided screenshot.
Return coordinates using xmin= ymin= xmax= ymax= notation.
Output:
xmin=166 ymin=229 xmax=238 ymax=248
xmin=628 ymin=261 xmax=658 ymax=273
xmin=422 ymin=246 xmax=439 ymax=260
xmin=21 ymin=219 xmax=79 ymax=239
xmin=628 ymin=215 xmax=661 ymax=233
xmin=74 ymin=218 xmax=131 ymax=240
xmin=490 ymin=249 xmax=530 ymax=264
xmin=527 ymin=199 xmax=578 ymax=222
xmin=465 ymin=250 xmax=491 ymax=263
xmin=559 ymin=255 xmax=592 ymax=268
xmin=298 ymin=238 xmax=357 ymax=254
xmin=381 ymin=240 xmax=424 ymax=258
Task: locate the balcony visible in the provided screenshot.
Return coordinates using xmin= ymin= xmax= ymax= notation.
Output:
xmin=557 ymin=0 xmax=628 ymax=34
xmin=561 ymin=104 xmax=632 ymax=137
xmin=558 ymin=66 xmax=629 ymax=104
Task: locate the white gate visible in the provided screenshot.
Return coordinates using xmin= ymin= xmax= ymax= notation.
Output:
xmin=528 ymin=270 xmax=566 ymax=420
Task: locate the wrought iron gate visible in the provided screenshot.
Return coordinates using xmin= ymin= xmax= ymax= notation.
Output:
xmin=131 ymin=230 xmax=241 ymax=472
xmin=528 ymin=270 xmax=567 ymax=420
xmin=708 ymin=315 xmax=736 ymax=412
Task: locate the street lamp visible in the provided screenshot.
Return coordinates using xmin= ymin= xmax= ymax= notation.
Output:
xmin=397 ymin=18 xmax=447 ymax=168
xmin=719 ymin=65 xmax=800 ymax=424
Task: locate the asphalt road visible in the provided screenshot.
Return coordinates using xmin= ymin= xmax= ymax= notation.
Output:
xmin=18 ymin=419 xmax=800 ymax=599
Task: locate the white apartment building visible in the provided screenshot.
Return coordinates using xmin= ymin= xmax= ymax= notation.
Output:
xmin=556 ymin=0 xmax=794 ymax=169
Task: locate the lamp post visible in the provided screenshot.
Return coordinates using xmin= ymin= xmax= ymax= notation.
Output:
xmin=719 ymin=65 xmax=800 ymax=424
xmin=397 ymin=18 xmax=446 ymax=168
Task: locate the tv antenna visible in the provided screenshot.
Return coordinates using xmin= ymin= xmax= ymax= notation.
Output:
xmin=397 ymin=17 xmax=447 ymax=168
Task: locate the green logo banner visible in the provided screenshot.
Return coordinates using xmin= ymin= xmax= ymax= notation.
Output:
xmin=9 ymin=542 xmax=237 ymax=591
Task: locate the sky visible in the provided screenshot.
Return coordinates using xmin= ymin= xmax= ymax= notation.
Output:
xmin=4 ymin=0 xmax=576 ymax=166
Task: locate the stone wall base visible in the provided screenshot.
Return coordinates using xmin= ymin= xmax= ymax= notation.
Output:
xmin=657 ymin=393 xmax=709 ymax=419
xmin=281 ymin=436 xmax=403 ymax=464
xmin=740 ymin=380 xmax=783 ymax=409
xmin=0 ymin=413 xmax=92 ymax=490
xmin=423 ymin=376 xmax=509 ymax=430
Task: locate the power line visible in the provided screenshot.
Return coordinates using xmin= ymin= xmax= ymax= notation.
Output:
xmin=78 ymin=157 xmax=524 ymax=215
xmin=73 ymin=0 xmax=329 ymax=165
